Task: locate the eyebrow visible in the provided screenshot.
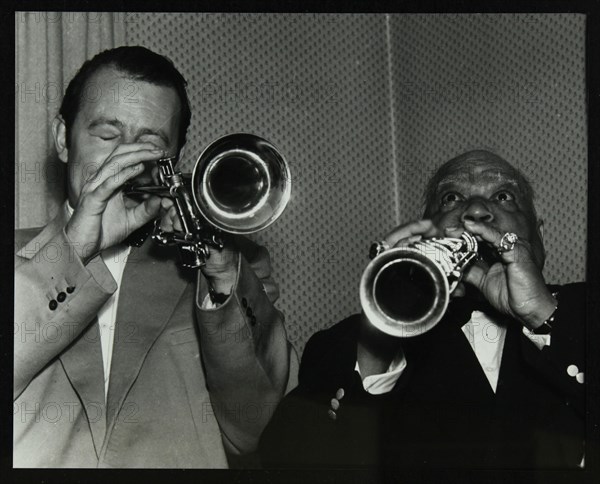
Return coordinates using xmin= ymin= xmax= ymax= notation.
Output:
xmin=435 ymin=176 xmax=522 ymax=195
xmin=87 ymin=117 xmax=171 ymax=145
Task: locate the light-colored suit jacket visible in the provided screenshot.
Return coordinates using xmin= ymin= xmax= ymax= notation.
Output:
xmin=14 ymin=205 xmax=298 ymax=468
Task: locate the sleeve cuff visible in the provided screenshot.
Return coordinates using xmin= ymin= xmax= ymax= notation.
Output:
xmin=201 ymin=293 xmax=218 ymax=309
xmin=62 ymin=228 xmax=117 ymax=293
xmin=355 ymin=352 xmax=407 ymax=395
xmin=522 ymin=326 xmax=551 ymax=350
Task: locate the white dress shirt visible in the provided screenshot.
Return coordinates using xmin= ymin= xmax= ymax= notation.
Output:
xmin=65 ymin=201 xmax=223 ymax=399
xmin=97 ymin=244 xmax=131 ymax=397
xmin=357 ymin=310 xmax=551 ymax=395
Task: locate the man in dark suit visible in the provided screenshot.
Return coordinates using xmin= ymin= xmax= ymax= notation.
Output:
xmin=260 ymin=150 xmax=585 ymax=468
xmin=14 ymin=46 xmax=296 ymax=467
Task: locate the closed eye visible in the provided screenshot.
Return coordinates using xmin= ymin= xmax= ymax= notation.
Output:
xmin=90 ymin=128 xmax=120 ymax=141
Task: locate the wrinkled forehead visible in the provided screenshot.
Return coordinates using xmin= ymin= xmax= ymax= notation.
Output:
xmin=436 ymin=157 xmax=522 ymax=188
xmin=423 ymin=152 xmax=538 ymax=219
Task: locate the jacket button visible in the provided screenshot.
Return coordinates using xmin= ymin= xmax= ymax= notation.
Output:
xmin=567 ymin=364 xmax=578 ymax=377
xmin=66 ymin=286 xmax=75 ymax=293
xmin=49 ymin=300 xmax=58 ymax=310
xmin=241 ymin=297 xmax=248 ymax=308
xmin=57 ymin=292 xmax=67 ymax=302
xmin=250 ymin=315 xmax=257 ymax=326
xmin=576 ymin=372 xmax=584 ymax=384
xmin=246 ymin=307 xmax=253 ymax=317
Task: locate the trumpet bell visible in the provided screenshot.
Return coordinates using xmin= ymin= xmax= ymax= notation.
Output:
xmin=360 ymin=233 xmax=478 ymax=338
xmin=360 ymin=247 xmax=450 ymax=338
xmin=192 ymin=133 xmax=291 ymax=234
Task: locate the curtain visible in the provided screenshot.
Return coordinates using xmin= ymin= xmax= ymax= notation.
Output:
xmin=15 ymin=12 xmax=126 ymax=229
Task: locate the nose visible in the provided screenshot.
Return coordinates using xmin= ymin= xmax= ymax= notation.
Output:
xmin=461 ymin=198 xmax=494 ymax=223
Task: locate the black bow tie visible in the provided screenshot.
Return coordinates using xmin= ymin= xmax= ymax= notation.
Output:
xmin=123 ymin=222 xmax=154 ymax=247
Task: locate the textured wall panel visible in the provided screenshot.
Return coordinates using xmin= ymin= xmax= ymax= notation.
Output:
xmin=389 ymin=13 xmax=587 ymax=285
xmin=127 ymin=14 xmax=397 ymax=353
xmin=126 ymin=13 xmax=586 ymax=353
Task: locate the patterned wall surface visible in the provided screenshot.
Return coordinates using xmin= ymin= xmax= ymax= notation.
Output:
xmin=389 ymin=13 xmax=587 ymax=285
xmin=126 ymin=13 xmax=587 ymax=353
xmin=127 ymin=14 xmax=398 ymax=353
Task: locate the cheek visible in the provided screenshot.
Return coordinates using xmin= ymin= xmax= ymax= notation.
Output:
xmin=494 ymin=208 xmax=529 ymax=230
xmin=66 ymin=142 xmax=112 ymax=193
xmin=69 ymin=154 xmax=101 ymax=190
xmin=430 ymin=210 xmax=461 ymax=229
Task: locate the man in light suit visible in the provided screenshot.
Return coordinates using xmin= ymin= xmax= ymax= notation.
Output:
xmin=260 ymin=151 xmax=585 ymax=468
xmin=14 ymin=46 xmax=296 ymax=468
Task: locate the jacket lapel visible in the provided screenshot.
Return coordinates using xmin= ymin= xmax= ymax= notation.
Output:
xmin=59 ymin=321 xmax=107 ymax=456
xmin=105 ymin=240 xmax=189 ymax=434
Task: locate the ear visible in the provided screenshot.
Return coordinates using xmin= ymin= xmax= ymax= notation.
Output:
xmin=52 ymin=115 xmax=69 ymax=163
xmin=176 ymin=142 xmax=187 ymax=161
xmin=537 ymin=218 xmax=544 ymax=242
xmin=536 ymin=218 xmax=547 ymax=267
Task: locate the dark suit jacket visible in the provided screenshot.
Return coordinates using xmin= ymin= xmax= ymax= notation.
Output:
xmin=260 ymin=283 xmax=585 ymax=469
xmin=14 ymin=204 xmax=298 ymax=468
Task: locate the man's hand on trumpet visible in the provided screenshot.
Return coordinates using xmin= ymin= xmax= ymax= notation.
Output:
xmin=443 ymin=221 xmax=557 ymax=331
xmin=375 ymin=217 xmax=556 ymax=331
xmin=158 ymin=197 xmax=239 ymax=296
xmin=64 ymin=143 xmax=166 ymax=265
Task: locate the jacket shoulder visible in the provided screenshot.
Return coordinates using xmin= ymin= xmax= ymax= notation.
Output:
xmin=303 ymin=315 xmax=360 ymax=354
xmin=299 ymin=314 xmax=361 ymax=387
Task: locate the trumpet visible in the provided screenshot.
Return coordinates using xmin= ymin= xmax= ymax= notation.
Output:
xmin=360 ymin=233 xmax=479 ymax=337
xmin=124 ymin=133 xmax=291 ymax=268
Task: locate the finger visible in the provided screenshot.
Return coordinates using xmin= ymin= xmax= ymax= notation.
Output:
xmin=84 ymin=143 xmax=163 ymax=184
xmin=383 ymin=219 xmax=439 ymax=247
xmin=461 ymin=263 xmax=488 ymax=292
xmin=462 ymin=220 xmax=502 ymax=245
xmin=452 ymin=282 xmax=466 ymax=298
xmin=444 ymin=225 xmax=466 ymax=238
xmin=158 ymin=216 xmax=174 ymax=233
xmin=95 ymin=148 xmax=166 ymax=186
xmin=84 ymin=152 xmax=165 ymax=202
xmin=160 ymin=197 xmax=175 ymax=211
xmin=463 ymin=220 xmax=533 ymax=265
xmin=330 ymin=398 xmax=340 ymax=411
xmin=108 ymin=142 xmax=167 ymax=160
xmin=89 ymin=147 xmax=168 ymax=202
xmin=392 ymin=234 xmax=423 ymax=249
xmin=158 ymin=205 xmax=181 ymax=233
xmin=129 ymin=195 xmax=162 ymax=228
xmin=171 ymin=211 xmax=183 ymax=232
xmin=90 ymin=162 xmax=148 ymax=204
xmin=151 ymin=164 xmax=162 ymax=185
